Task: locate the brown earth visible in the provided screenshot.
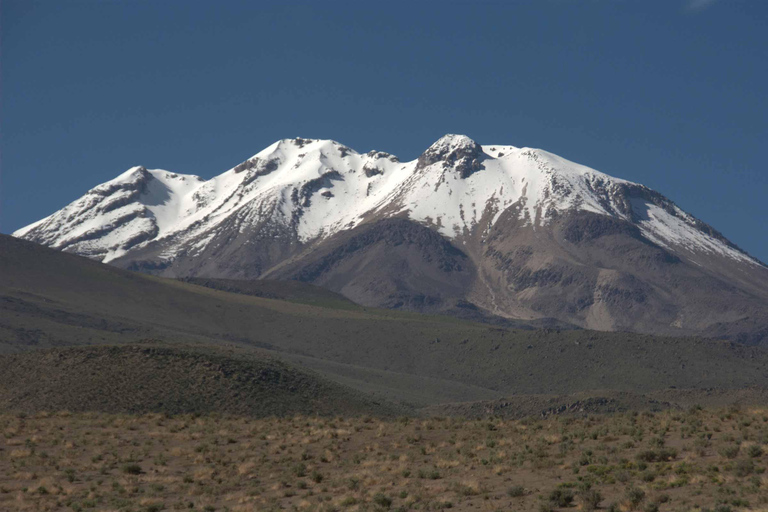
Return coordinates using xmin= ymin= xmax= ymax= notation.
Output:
xmin=2 ymin=407 xmax=767 ymax=511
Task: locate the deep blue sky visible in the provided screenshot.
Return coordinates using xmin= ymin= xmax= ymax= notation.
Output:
xmin=2 ymin=0 xmax=767 ymax=262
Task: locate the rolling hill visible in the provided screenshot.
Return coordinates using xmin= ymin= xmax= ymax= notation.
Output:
xmin=2 ymin=233 xmax=768 ymax=414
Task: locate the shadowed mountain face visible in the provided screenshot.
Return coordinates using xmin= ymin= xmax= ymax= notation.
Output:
xmin=13 ymin=135 xmax=768 ymax=343
xmin=266 ymin=218 xmax=477 ymax=312
xmin=466 ymin=210 xmax=768 ymax=343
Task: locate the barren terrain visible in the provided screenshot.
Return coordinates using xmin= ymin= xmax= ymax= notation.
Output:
xmin=2 ymin=407 xmax=766 ymax=511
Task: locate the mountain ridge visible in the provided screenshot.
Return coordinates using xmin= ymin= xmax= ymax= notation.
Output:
xmin=16 ymin=134 xmax=763 ymax=267
xmin=14 ymin=135 xmax=768 ymax=342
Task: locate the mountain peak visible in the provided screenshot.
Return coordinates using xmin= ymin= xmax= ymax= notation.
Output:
xmin=431 ymin=133 xmax=477 ymax=148
xmin=424 ymin=134 xmax=482 ymax=157
xmin=115 ymin=165 xmax=149 ymax=181
xmin=417 ymin=134 xmax=484 ymax=178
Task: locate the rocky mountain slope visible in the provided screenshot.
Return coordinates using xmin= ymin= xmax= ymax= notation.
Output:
xmin=14 ymin=135 xmax=768 ymax=342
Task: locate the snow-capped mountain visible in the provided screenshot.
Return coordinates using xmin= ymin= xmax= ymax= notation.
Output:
xmin=15 ymin=135 xmax=768 ymax=343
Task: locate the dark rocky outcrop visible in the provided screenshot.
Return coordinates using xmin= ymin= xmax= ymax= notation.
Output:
xmin=417 ymin=134 xmax=486 ymax=178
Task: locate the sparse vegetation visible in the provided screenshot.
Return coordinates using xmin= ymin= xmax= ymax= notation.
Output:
xmin=2 ymin=407 xmax=768 ymax=510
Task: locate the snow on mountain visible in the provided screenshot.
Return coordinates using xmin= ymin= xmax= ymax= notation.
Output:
xmin=13 ymin=167 xmax=206 ymax=262
xmin=14 ymin=135 xmax=761 ymax=268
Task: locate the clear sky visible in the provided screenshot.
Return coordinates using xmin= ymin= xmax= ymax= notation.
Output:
xmin=2 ymin=0 xmax=766 ymax=262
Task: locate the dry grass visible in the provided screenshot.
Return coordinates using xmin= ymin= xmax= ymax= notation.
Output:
xmin=1 ymin=407 xmax=768 ymax=511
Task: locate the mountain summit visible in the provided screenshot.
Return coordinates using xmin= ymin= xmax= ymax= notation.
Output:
xmin=15 ymin=135 xmax=768 ymax=343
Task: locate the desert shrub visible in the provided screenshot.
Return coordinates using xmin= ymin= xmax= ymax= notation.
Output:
xmin=452 ymin=483 xmax=479 ymax=496
xmin=748 ymin=445 xmax=763 ymax=458
xmin=734 ymin=458 xmax=755 ymax=477
xmin=122 ymin=464 xmax=142 ymax=475
xmin=373 ymin=493 xmax=392 ymax=508
xmin=719 ymin=445 xmax=740 ymax=459
xmin=293 ymin=463 xmax=307 ymax=477
xmin=693 ymin=437 xmax=711 ymax=456
xmin=417 ymin=469 xmax=441 ymax=479
xmin=580 ymin=489 xmax=602 ymax=511
xmin=507 ymin=485 xmax=525 ymax=497
xmin=626 ymin=488 xmax=646 ymax=509
xmin=548 ymin=488 xmax=575 ymax=507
